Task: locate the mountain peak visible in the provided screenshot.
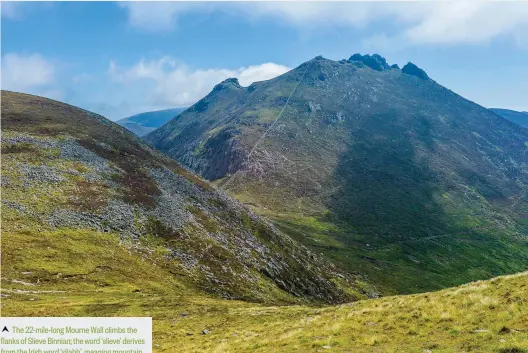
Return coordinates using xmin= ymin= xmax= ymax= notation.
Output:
xmin=213 ymin=77 xmax=242 ymax=92
xmin=221 ymin=77 xmax=241 ymax=85
xmin=147 ymin=54 xmax=528 ymax=295
xmin=402 ymin=62 xmax=429 ymax=79
xmin=347 ymin=53 xmax=390 ymax=71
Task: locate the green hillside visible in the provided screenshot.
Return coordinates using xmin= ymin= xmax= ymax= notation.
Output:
xmin=3 ymin=227 xmax=527 ymax=352
xmin=1 ymin=90 xmax=374 ymax=304
xmin=146 ymin=54 xmax=528 ymax=294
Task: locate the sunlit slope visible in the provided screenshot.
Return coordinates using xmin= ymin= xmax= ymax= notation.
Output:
xmin=2 ymin=229 xmax=527 ymax=353
xmin=0 ymin=90 xmax=374 ymax=304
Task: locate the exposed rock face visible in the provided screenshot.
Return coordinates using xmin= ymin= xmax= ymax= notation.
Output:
xmin=402 ymin=62 xmax=429 ymax=79
xmin=1 ymin=90 xmax=376 ymax=304
xmin=348 ymin=53 xmax=391 ymax=71
xmin=212 ymin=78 xmax=242 ymax=92
xmin=146 ymin=54 xmax=528 ymax=295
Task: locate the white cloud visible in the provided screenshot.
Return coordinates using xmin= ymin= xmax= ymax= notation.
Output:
xmin=231 ymin=2 xmax=404 ymax=28
xmin=404 ymin=2 xmax=528 ymax=46
xmin=119 ymin=2 xmax=528 ymax=48
xmin=108 ymin=57 xmax=290 ymax=107
xmin=236 ymin=2 xmax=528 ymax=48
xmin=0 ymin=53 xmax=288 ymax=121
xmin=236 ymin=63 xmax=292 ymax=86
xmin=118 ymin=2 xmax=208 ymax=32
xmin=1 ymin=53 xmax=56 ymax=93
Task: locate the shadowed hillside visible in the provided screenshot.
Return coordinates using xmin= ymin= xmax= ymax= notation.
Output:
xmin=146 ymin=54 xmax=528 ymax=294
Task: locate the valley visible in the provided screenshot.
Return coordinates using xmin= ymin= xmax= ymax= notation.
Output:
xmin=2 ymin=3 xmax=528 ymax=352
xmin=3 ymin=227 xmax=527 ymax=352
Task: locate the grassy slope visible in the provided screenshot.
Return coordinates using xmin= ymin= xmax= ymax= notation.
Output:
xmin=2 ymin=229 xmax=527 ymax=353
xmin=266 ymin=211 xmax=528 ymax=295
xmin=1 ymin=90 xmax=374 ymax=305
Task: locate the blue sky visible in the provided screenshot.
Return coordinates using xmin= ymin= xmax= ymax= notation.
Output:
xmin=2 ymin=1 xmax=528 ymax=121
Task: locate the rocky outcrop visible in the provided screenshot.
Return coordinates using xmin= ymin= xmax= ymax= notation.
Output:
xmin=212 ymin=78 xmax=242 ymax=92
xmin=402 ymin=62 xmax=429 ymax=79
xmin=348 ymin=53 xmax=391 ymax=71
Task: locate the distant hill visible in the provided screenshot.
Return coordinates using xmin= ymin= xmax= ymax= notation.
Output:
xmin=117 ymin=108 xmax=187 ymax=136
xmin=146 ymin=54 xmax=528 ymax=295
xmin=490 ymin=108 xmax=528 ymax=128
xmin=1 ymin=90 xmax=375 ymax=304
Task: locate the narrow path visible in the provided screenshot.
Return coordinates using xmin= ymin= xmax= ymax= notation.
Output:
xmin=222 ymin=63 xmax=311 ymax=189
